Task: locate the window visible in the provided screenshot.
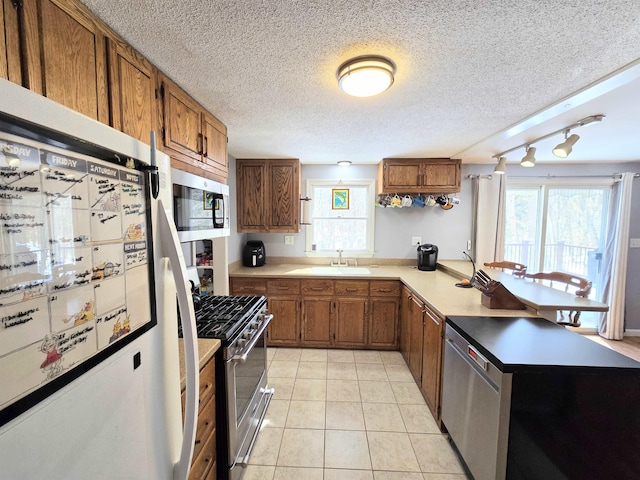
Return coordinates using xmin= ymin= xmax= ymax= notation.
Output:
xmin=305 ymin=179 xmax=376 ymax=257
xmin=504 ymin=178 xmax=612 ymax=303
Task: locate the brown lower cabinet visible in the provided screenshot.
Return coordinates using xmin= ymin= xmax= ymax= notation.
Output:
xmin=230 ymin=277 xmax=399 ymax=349
xmin=182 ymin=355 xmax=217 ymax=480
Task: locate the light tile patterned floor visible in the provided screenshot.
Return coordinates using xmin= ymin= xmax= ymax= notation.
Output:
xmin=243 ymin=348 xmax=470 ymax=480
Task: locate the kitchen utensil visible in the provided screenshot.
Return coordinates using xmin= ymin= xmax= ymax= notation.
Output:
xmin=413 ymin=195 xmax=425 ymax=207
xmin=402 ymin=195 xmax=413 ymax=207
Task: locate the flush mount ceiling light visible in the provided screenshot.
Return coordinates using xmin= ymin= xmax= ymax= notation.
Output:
xmin=337 ymin=56 xmax=395 ymax=97
xmin=491 ymin=115 xmax=604 ymax=174
xmin=520 ymin=146 xmax=536 ymax=167
xmin=552 ymin=131 xmax=580 ymax=158
xmin=337 ymin=160 xmax=352 ymax=166
xmin=493 ymin=156 xmax=507 ymax=175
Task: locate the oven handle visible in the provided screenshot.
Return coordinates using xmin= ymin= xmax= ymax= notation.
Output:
xmin=229 ymin=314 xmax=273 ymax=364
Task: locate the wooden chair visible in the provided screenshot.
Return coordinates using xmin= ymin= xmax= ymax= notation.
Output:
xmin=523 ymin=271 xmax=593 ymax=327
xmin=483 ymin=261 xmax=527 ymax=277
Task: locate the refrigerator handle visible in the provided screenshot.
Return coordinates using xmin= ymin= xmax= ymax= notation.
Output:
xmin=157 ymin=199 xmax=199 ymax=480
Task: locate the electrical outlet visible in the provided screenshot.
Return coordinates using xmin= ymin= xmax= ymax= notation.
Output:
xmin=467 ymin=240 xmax=472 ymax=250
xmin=411 ymin=237 xmax=421 ymax=246
xmin=284 ymin=235 xmax=294 ymax=245
xmin=630 ymin=238 xmax=640 ymax=248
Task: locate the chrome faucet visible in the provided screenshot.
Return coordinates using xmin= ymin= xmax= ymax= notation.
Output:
xmin=331 ymin=249 xmax=349 ymax=267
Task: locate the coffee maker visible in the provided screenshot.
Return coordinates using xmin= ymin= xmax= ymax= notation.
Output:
xmin=417 ymin=244 xmax=438 ymax=271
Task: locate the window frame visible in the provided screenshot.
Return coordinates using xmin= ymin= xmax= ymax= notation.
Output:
xmin=304 ymin=178 xmax=376 ymax=258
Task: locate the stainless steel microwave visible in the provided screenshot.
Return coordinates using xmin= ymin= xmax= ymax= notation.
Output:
xmin=171 ymin=168 xmax=230 ymax=241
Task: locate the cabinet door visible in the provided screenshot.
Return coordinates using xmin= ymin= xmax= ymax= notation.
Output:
xmin=369 ymin=297 xmax=399 ymax=349
xmin=380 ymin=159 xmax=423 ymax=192
xmin=334 ymin=297 xmax=367 ymax=347
xmin=421 ymin=306 xmax=443 ymax=419
xmin=399 ymin=286 xmax=412 ymax=364
xmin=267 ymin=296 xmax=299 ymax=346
xmin=423 ymin=160 xmax=461 ymax=193
xmin=34 ymin=0 xmax=109 ymax=123
xmin=107 ymin=38 xmax=156 ymax=143
xmin=202 ymin=111 xmax=228 ymax=178
xmin=236 ymin=160 xmax=267 ymax=232
xmin=408 ymin=295 xmax=424 ymax=383
xmin=266 ymin=160 xmax=300 ymax=232
xmin=161 ymin=75 xmax=202 ymax=160
xmin=1 ymin=0 xmax=22 ymax=84
xmin=301 ymin=297 xmax=332 ymax=346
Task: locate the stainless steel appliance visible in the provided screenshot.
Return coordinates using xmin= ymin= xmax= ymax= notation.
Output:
xmin=417 ymin=243 xmax=438 ymax=271
xmin=172 ymin=168 xmax=230 ymax=241
xmin=179 ymin=295 xmax=274 ymax=480
xmin=441 ymin=324 xmax=512 ymax=480
xmin=243 ymin=240 xmax=266 ymax=267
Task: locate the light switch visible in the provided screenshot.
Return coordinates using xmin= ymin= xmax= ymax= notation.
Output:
xmin=285 ymin=235 xmax=294 ymax=245
xmin=630 ymin=238 xmax=640 ymax=248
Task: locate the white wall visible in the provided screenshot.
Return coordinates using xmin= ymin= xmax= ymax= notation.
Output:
xmin=229 ymin=159 xmax=640 ymax=329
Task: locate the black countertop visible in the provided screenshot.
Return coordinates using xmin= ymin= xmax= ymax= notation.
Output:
xmin=446 ymin=315 xmax=640 ymax=373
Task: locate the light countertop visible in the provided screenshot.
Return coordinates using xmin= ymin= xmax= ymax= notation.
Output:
xmin=230 ymin=262 xmax=536 ymax=319
xmin=178 ymin=338 xmax=221 ymax=390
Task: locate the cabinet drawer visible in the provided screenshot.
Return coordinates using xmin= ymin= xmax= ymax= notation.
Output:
xmin=370 ymin=280 xmax=400 ymax=297
xmin=267 ymin=279 xmax=300 ymax=294
xmin=301 ymin=279 xmax=334 ymax=296
xmin=198 ymin=357 xmax=215 ymax=410
xmin=230 ymin=278 xmax=266 ymax=295
xmin=335 ymin=280 xmax=369 ymax=296
xmin=189 ymin=427 xmax=216 ymax=480
xmin=192 ymin=396 xmax=216 ymax=462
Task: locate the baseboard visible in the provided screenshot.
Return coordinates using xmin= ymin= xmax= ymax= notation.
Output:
xmin=624 ymin=329 xmax=640 ymax=337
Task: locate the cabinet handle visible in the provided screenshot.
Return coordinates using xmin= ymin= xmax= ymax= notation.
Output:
xmin=203 ymin=136 xmax=208 ymax=157
xmin=197 ymin=133 xmax=204 ymax=155
xmin=310 ymin=287 xmax=324 ymax=291
xmin=346 ymin=288 xmax=358 ymax=292
xmin=377 ymin=288 xmax=392 ymax=293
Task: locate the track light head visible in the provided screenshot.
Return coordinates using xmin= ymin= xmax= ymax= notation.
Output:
xmin=552 ymin=133 xmax=580 ymax=158
xmin=520 ymin=146 xmax=536 ymax=167
xmin=493 ymin=156 xmax=507 ymax=175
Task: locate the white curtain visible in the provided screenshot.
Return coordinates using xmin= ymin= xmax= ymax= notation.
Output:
xmin=598 ymin=172 xmax=635 ymax=340
xmin=471 ymin=174 xmax=506 ymax=266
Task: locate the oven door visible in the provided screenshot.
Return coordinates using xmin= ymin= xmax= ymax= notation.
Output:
xmin=226 ymin=316 xmax=274 ymax=477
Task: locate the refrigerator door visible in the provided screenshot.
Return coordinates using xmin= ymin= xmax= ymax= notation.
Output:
xmin=0 ymin=78 xmax=197 ymax=479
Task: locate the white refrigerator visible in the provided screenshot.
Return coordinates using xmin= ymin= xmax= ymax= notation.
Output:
xmin=0 ymin=78 xmax=200 ymax=479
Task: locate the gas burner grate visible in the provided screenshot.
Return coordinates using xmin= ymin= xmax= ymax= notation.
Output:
xmin=178 ymin=295 xmax=266 ymax=340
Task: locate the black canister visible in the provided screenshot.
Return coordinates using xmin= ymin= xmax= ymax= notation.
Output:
xmin=417 ymin=244 xmax=438 ymax=271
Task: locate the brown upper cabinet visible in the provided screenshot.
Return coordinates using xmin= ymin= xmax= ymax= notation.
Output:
xmin=18 ymin=0 xmax=110 ymax=124
xmin=236 ymin=158 xmax=300 ymax=233
xmin=107 ymin=37 xmax=157 ymax=144
xmin=158 ymin=73 xmax=228 ymax=181
xmin=1 ymin=0 xmax=23 ymax=85
xmin=378 ymin=158 xmax=461 ymax=194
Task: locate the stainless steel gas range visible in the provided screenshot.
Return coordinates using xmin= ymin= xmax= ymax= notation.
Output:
xmin=180 ymin=295 xmax=274 ymax=480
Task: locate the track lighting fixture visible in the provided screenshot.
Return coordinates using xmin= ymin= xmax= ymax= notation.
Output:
xmin=490 ymin=114 xmax=604 ymax=174
xmin=552 ymin=131 xmax=580 ymax=158
xmin=520 ymin=146 xmax=536 ymax=167
xmin=493 ymin=156 xmax=507 ymax=175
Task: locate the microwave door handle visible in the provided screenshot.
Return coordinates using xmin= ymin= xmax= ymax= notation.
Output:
xmin=157 ymin=199 xmax=199 ymax=480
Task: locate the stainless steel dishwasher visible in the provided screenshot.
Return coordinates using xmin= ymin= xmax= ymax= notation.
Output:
xmin=441 ymin=324 xmax=513 ymax=480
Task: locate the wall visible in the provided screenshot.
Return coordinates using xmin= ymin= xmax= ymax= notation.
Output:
xmin=229 ymin=159 xmax=640 ymax=330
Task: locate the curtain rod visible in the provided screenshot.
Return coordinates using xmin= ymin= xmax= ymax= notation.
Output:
xmin=467 ymin=173 xmax=639 ymax=179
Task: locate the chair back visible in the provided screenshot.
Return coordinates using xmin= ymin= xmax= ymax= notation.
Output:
xmin=523 ymin=271 xmax=592 ymax=297
xmin=483 ymin=261 xmax=527 ymax=277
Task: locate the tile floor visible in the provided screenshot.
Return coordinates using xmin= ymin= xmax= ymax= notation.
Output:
xmin=243 ymin=347 xmax=470 ymax=480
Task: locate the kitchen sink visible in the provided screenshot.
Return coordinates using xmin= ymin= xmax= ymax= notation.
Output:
xmin=309 ymin=267 xmax=371 ymax=275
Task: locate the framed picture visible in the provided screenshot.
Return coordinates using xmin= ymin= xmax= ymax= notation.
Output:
xmin=203 ymin=191 xmax=214 ymax=210
xmin=332 ymin=189 xmax=349 ymax=210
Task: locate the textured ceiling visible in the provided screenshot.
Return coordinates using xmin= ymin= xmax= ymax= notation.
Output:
xmin=79 ymin=0 xmax=640 ymax=165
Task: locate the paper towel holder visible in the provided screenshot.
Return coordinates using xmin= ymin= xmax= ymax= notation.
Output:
xmin=300 ymin=196 xmax=312 ymax=225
